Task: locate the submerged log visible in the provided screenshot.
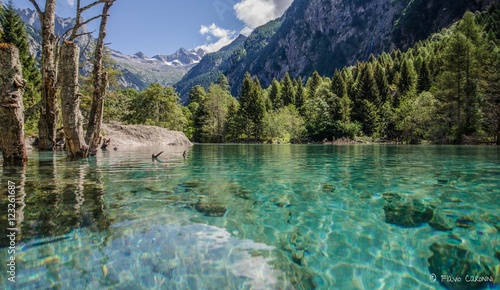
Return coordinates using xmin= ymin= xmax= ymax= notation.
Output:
xmin=0 ymin=44 xmax=27 ymax=165
xmin=59 ymin=41 xmax=89 ymax=159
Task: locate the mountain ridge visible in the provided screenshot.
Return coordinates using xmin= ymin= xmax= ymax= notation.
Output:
xmin=177 ymin=0 xmax=496 ymax=98
xmin=13 ymin=5 xmax=205 ymax=91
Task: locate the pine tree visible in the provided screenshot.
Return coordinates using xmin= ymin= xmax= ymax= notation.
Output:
xmin=247 ymin=78 xmax=267 ymax=141
xmin=457 ymin=11 xmax=483 ymax=136
xmin=442 ymin=32 xmax=470 ymax=142
xmin=188 ymin=85 xmax=206 ymax=105
xmin=306 ymin=71 xmax=322 ymax=99
xmin=331 ymin=70 xmax=347 ymax=99
xmin=356 ymin=64 xmax=379 ymax=105
xmin=269 ymin=78 xmax=283 ymax=109
xmin=398 ymin=58 xmax=417 ymax=97
xmin=373 ymin=62 xmax=390 ymax=104
xmin=352 ymin=64 xmax=379 ymax=136
xmin=282 ymin=72 xmax=296 ymax=106
xmin=187 ymin=85 xmax=206 ymax=142
xmin=238 ymin=72 xmax=254 ymax=140
xmin=217 ymin=74 xmax=230 ymax=92
xmin=294 ymin=76 xmax=305 ymax=111
xmin=417 ymin=59 xmax=431 ymax=93
xmin=0 ymin=1 xmax=41 ymax=131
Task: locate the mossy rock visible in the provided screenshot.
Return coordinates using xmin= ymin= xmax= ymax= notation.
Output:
xmin=195 ymin=199 xmax=227 ymax=217
xmin=383 ymin=193 xmax=434 ymax=227
xmin=429 ymin=211 xmax=454 ymax=231
xmin=292 ymin=250 xmax=305 ymax=266
xmin=322 ymin=183 xmax=336 ymax=193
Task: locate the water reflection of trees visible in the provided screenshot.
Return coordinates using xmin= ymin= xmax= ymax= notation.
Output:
xmin=0 ymin=152 xmax=109 ymax=248
xmin=0 ymin=163 xmax=26 ymax=247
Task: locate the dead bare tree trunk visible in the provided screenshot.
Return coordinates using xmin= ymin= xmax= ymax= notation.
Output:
xmin=29 ymin=0 xmax=58 ymax=150
xmin=59 ymin=41 xmax=89 ymax=159
xmin=0 ymin=44 xmax=27 ymax=165
xmin=86 ymin=0 xmax=114 ymax=150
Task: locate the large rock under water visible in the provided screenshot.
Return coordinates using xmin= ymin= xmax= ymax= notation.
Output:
xmin=383 ymin=193 xmax=434 ymax=227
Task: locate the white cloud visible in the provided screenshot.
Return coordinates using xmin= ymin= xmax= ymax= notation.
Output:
xmin=197 ymin=23 xmax=236 ymax=53
xmin=240 ymin=26 xmax=254 ymax=37
xmin=66 ymin=0 xmax=75 ymax=7
xmin=234 ymin=0 xmax=293 ymax=29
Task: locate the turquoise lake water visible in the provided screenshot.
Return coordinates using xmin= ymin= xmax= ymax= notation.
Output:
xmin=0 ymin=145 xmax=499 ymax=289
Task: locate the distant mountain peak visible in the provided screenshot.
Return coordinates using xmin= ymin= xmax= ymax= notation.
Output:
xmin=133 ymin=51 xmax=147 ymax=59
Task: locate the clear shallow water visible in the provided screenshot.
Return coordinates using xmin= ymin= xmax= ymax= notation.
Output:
xmin=0 ymin=145 xmax=499 ymax=289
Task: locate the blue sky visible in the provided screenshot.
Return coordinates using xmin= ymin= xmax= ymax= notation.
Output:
xmin=15 ymin=0 xmax=293 ymax=56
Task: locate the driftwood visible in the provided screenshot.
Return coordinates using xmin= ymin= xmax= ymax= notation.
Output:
xmin=0 ymin=44 xmax=27 ymax=165
xmin=152 ymin=151 xmax=164 ymax=159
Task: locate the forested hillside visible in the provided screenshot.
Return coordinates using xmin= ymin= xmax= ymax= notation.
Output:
xmin=177 ymin=0 xmax=495 ymax=97
xmin=124 ymin=6 xmax=500 ymax=145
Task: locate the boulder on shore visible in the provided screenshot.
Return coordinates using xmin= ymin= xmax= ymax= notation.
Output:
xmin=101 ymin=123 xmax=192 ymax=146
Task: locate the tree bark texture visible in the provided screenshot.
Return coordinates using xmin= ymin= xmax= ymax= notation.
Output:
xmin=59 ymin=41 xmax=89 ymax=159
xmin=0 ymin=44 xmax=27 ymax=165
xmin=86 ymin=0 xmax=114 ymax=150
xmin=33 ymin=0 xmax=58 ymax=150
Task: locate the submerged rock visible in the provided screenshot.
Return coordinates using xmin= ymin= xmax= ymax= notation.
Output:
xmin=181 ymin=179 xmax=204 ymax=190
xmin=292 ymin=250 xmax=305 ymax=266
xmin=481 ymin=214 xmax=500 ymax=231
xmin=234 ymin=188 xmax=252 ymax=200
xmin=195 ymin=199 xmax=227 ymax=217
xmin=456 ymin=216 xmax=476 ymax=229
xmin=428 ymin=242 xmax=496 ymax=290
xmin=383 ymin=193 xmax=434 ymax=227
xmin=437 ymin=179 xmax=449 ymax=184
xmin=429 ymin=211 xmax=454 ymax=231
xmin=272 ymin=194 xmax=293 ymax=208
xmin=321 ymin=183 xmax=336 ymax=193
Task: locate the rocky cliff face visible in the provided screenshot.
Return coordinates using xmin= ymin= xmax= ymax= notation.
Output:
xmin=180 ymin=0 xmax=495 ymax=96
